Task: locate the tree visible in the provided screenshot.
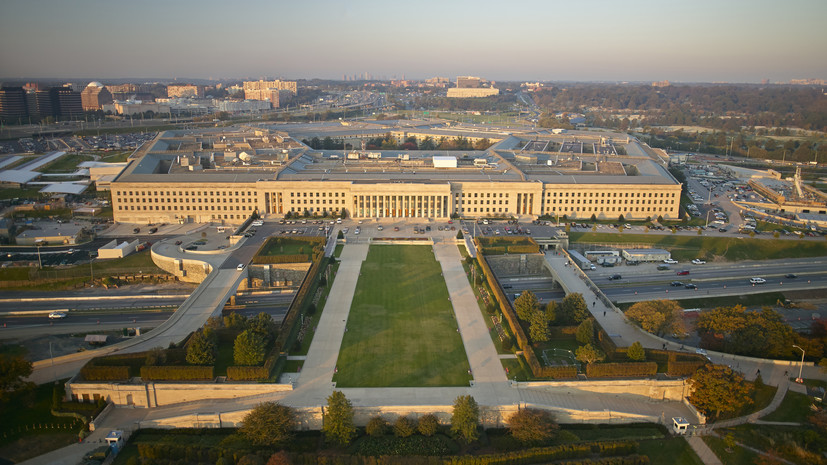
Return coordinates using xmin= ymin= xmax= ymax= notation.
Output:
xmin=186 ymin=330 xmax=216 ymax=365
xmin=507 ymin=408 xmax=559 ymax=445
xmin=625 ymin=300 xmax=686 ymax=337
xmin=559 ymin=293 xmax=589 ymax=325
xmin=418 ymin=413 xmax=439 ymax=437
xmin=688 ymin=364 xmax=754 ymax=420
xmin=514 ymin=290 xmax=539 ymax=321
xmin=575 ymin=319 xmax=594 ymax=344
xmin=393 ymin=416 xmax=417 ymax=438
xmin=627 ymin=341 xmax=646 ymax=361
xmin=545 ymin=301 xmax=557 ymax=325
xmin=696 ymin=305 xmax=794 ymax=358
xmin=575 ymin=343 xmax=605 ymax=364
xmin=365 ymin=416 xmax=388 ymax=437
xmin=820 ymin=358 xmax=827 ymax=374
xmin=0 ymin=352 xmax=33 ymax=403
xmin=240 ymin=402 xmax=295 ymax=447
xmin=248 ymin=312 xmax=276 ymax=340
xmin=224 ymin=312 xmax=247 ymax=329
xmin=324 ymin=391 xmax=356 ymax=445
xmin=451 ymin=395 xmax=480 ymax=443
xmin=529 ymin=307 xmax=550 ymax=343
xmin=234 ymin=330 xmax=267 ymax=366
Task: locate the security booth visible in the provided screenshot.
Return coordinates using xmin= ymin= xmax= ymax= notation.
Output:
xmin=672 ymin=417 xmax=690 ymax=435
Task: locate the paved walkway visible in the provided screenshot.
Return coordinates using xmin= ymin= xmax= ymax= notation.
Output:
xmin=686 ymin=437 xmax=723 ymax=465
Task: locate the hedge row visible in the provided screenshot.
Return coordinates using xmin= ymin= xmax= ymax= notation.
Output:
xmin=253 ymin=254 xmax=311 ymax=264
xmin=227 ymin=342 xmax=283 ymax=381
xmin=506 ymin=245 xmax=540 ymax=254
xmin=474 ymin=241 xmax=538 ymax=375
xmin=140 ymin=365 xmax=213 ymax=381
xmin=80 ymin=365 xmax=130 ymax=381
xmin=585 ymin=362 xmax=658 ymax=378
xmin=534 ymin=365 xmax=578 ymax=379
xmin=666 ymin=360 xmax=707 ymax=377
xmin=276 ymin=252 xmax=328 ymax=354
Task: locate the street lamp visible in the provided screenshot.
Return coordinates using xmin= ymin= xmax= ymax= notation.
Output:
xmin=705 ymin=210 xmax=713 ymax=229
xmin=792 ymin=345 xmax=805 ymax=383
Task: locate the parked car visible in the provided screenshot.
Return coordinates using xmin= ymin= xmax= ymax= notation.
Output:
xmin=236 ymin=264 xmax=245 ymax=271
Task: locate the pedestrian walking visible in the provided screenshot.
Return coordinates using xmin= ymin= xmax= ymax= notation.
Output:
xmin=603 ymin=311 xmax=606 ymax=317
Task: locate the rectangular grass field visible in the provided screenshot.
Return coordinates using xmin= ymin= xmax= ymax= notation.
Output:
xmin=333 ymin=245 xmax=471 ymax=387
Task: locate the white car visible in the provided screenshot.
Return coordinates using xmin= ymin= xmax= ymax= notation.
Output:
xmin=236 ymin=264 xmax=245 ymax=271
xmin=691 ymin=259 xmax=706 ymax=265
xmin=749 ymin=277 xmax=766 ymax=284
xmin=663 ymin=259 xmax=678 ymax=264
xmin=48 ymin=311 xmax=67 ymax=319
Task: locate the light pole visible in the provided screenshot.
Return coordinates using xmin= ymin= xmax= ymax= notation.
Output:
xmin=36 ymin=243 xmax=43 ymax=269
xmin=792 ymin=345 xmax=805 ymax=383
xmin=705 ymin=210 xmax=713 ymax=229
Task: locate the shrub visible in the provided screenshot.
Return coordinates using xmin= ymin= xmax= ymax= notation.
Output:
xmin=393 ymin=416 xmax=416 ymax=438
xmin=365 ymin=416 xmax=388 ymax=437
xmin=234 ymin=330 xmax=267 ymax=366
xmin=586 ymin=362 xmax=658 ymax=378
xmin=140 ymin=365 xmax=213 ymax=381
xmin=418 ymin=414 xmax=439 ymax=437
xmin=81 ymin=365 xmax=129 ymax=381
xmin=508 ymin=408 xmax=559 ymax=445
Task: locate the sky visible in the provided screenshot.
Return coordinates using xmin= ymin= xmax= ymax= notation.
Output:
xmin=1 ymin=0 xmax=825 ymax=83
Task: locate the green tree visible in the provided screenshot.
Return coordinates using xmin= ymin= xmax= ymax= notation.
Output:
xmin=418 ymin=413 xmax=439 ymax=437
xmin=688 ymin=364 xmax=754 ymax=420
xmin=0 ymin=352 xmax=33 ymax=403
xmin=575 ymin=343 xmax=605 ymax=364
xmin=239 ymin=402 xmax=295 ymax=447
xmin=186 ymin=329 xmax=217 ymax=365
xmin=627 ymin=341 xmax=646 ymax=361
xmin=625 ymin=300 xmax=685 ymax=337
xmin=224 ymin=312 xmax=247 ymax=329
xmin=234 ymin=330 xmax=267 ymax=366
xmin=507 ymin=408 xmax=559 ymax=445
xmin=248 ymin=312 xmax=276 ymax=340
xmin=529 ymin=307 xmax=550 ymax=343
xmin=575 ymin=319 xmax=594 ymax=344
xmin=365 ymin=416 xmax=388 ymax=437
xmin=545 ymin=301 xmax=557 ymax=325
xmin=393 ymin=416 xmax=417 ymax=438
xmin=560 ymin=293 xmax=589 ymax=325
xmin=451 ymin=395 xmax=480 ymax=443
xmin=324 ymin=391 xmax=356 ymax=445
xmin=514 ymin=290 xmax=539 ymax=321
xmin=696 ymin=305 xmax=794 ymax=358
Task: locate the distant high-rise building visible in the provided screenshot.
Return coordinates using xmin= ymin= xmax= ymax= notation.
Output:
xmin=242 ymin=80 xmax=297 ymax=101
xmin=81 ymin=82 xmax=113 ymax=111
xmin=49 ymin=86 xmax=83 ymax=118
xmin=456 ymin=76 xmax=483 ymax=88
xmin=651 ymin=80 xmax=671 ymax=88
xmin=166 ymin=84 xmax=204 ymax=99
xmin=107 ymin=83 xmax=142 ymax=94
xmin=30 ymin=90 xmax=53 ymax=118
xmin=448 ymin=76 xmax=498 ymax=98
xmin=0 ymin=87 xmax=28 ymax=122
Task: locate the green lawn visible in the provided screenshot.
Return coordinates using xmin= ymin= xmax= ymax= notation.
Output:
xmin=701 ymin=436 xmax=758 ymax=465
xmin=760 ymin=391 xmax=812 ymax=422
xmin=639 ymin=438 xmax=704 ymax=465
xmin=334 ymin=245 xmax=471 ymax=387
xmin=570 ymin=232 xmax=827 ymax=261
xmin=256 ymin=237 xmax=324 ymax=257
xmin=39 ymin=154 xmax=95 ymax=173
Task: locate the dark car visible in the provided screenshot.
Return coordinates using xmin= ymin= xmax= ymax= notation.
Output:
xmin=670 ymin=281 xmax=684 ymax=287
xmin=685 ymin=283 xmax=698 ymax=289
xmin=677 ymin=270 xmax=690 ymax=276
xmin=785 ymin=273 xmax=798 ymax=279
xmin=608 ymin=274 xmax=622 ymax=280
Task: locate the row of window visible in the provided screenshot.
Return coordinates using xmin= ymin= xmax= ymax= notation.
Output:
xmin=114 ymin=190 xmax=254 ymax=197
xmin=117 ymin=197 xmax=253 ymax=204
xmin=545 ymin=191 xmax=675 ymax=198
xmin=118 ymin=205 xmax=253 ymax=212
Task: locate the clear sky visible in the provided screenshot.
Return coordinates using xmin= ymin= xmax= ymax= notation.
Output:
xmin=1 ymin=0 xmax=825 ymax=83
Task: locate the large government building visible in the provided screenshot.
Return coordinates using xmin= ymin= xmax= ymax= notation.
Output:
xmin=110 ymin=122 xmax=682 ymax=225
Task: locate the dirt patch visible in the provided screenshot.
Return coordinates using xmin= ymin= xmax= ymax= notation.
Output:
xmin=19 ymin=331 xmax=136 ymax=362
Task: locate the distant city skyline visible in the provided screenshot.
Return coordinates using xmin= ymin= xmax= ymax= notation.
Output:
xmin=1 ymin=0 xmax=825 ymax=83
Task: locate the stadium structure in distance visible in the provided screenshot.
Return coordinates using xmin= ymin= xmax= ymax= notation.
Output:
xmin=110 ymin=120 xmax=682 ymax=225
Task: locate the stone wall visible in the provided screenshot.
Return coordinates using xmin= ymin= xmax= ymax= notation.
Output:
xmin=487 ymin=254 xmax=550 ymax=277
xmin=151 ymin=249 xmax=213 ymax=283
xmin=66 ymin=380 xmax=293 ymax=408
xmin=247 ymin=262 xmax=311 ymax=287
xmin=520 ymin=378 xmax=690 ymax=402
